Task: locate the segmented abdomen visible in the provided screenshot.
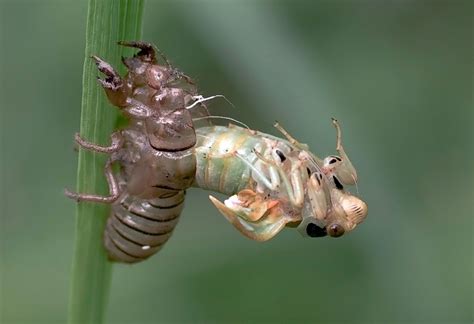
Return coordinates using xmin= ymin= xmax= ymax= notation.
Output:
xmin=104 ymin=190 xmax=185 ymax=263
xmin=104 ymin=127 xmax=195 ymax=263
xmin=193 ymin=125 xmax=269 ymax=195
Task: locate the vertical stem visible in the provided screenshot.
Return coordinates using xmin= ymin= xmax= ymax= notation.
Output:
xmin=68 ymin=1 xmax=144 ymax=323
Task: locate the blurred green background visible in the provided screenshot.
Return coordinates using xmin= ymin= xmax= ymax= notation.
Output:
xmin=1 ymin=1 xmax=472 ymax=323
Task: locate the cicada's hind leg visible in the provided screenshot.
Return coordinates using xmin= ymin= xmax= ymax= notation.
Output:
xmin=65 ymin=132 xmax=123 ymax=204
xmin=65 ymin=158 xmax=120 ymax=203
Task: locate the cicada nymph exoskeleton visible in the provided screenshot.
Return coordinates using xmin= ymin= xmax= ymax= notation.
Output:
xmin=66 ymin=41 xmax=209 ymax=262
xmin=67 ymin=41 xmax=368 ymax=263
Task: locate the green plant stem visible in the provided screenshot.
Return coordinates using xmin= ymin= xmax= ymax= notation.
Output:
xmin=68 ymin=1 xmax=144 ymax=323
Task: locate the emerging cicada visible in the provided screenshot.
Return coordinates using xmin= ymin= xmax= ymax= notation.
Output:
xmin=66 ymin=41 xmax=367 ymax=263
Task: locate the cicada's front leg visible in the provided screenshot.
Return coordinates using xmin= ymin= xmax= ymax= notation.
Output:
xmin=91 ymin=55 xmax=131 ymax=108
xmin=209 ymin=190 xmax=297 ymax=241
xmin=212 ymin=189 xmax=278 ymax=222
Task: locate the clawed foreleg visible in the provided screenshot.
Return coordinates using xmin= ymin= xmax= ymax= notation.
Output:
xmin=91 ymin=55 xmax=129 ymax=107
xmin=209 ymin=191 xmax=290 ymax=241
xmin=118 ymin=40 xmax=163 ymax=65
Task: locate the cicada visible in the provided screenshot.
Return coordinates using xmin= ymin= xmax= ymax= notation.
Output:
xmin=66 ymin=41 xmax=368 ymax=263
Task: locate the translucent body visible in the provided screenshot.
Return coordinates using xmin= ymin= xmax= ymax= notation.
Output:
xmin=194 ymin=125 xmax=368 ymax=241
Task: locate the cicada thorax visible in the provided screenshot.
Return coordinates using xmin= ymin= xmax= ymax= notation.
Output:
xmin=91 ymin=41 xmax=203 ymax=263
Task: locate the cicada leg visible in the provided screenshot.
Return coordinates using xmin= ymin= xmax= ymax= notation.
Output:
xmin=235 ymin=152 xmax=281 ymax=191
xmin=330 ymin=117 xmax=358 ymax=184
xmin=209 ymin=192 xmax=289 ymax=242
xmin=273 ymin=121 xmax=309 ymax=151
xmin=91 ymin=55 xmax=130 ymax=107
xmin=273 ymin=121 xmax=324 ymax=165
xmin=119 ymin=40 xmax=195 ymax=88
xmin=118 ymin=40 xmax=164 ymax=65
xmin=65 ymin=157 xmax=120 ymax=203
xmin=250 ymin=150 xmax=305 ymax=208
xmin=214 ymin=189 xmax=279 ymax=222
xmin=65 ymin=132 xmax=123 ymax=203
xmin=73 ymin=131 xmax=123 ymax=154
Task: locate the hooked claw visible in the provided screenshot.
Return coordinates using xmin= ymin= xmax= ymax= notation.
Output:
xmin=118 ymin=40 xmax=171 ymax=66
xmin=209 ymin=190 xmax=292 ymax=241
xmin=91 ymin=55 xmax=129 ymax=107
xmin=91 ymin=55 xmax=123 ymax=91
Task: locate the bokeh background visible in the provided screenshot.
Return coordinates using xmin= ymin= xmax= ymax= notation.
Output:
xmin=1 ymin=1 xmax=472 ymax=323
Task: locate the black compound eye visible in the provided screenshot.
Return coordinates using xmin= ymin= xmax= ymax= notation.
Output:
xmin=306 ymin=223 xmax=327 ymax=237
xmin=333 ymin=176 xmax=344 ymax=190
xmin=327 ymin=224 xmax=345 ymax=238
xmin=275 ymin=149 xmax=286 ymax=162
xmin=306 ymin=167 xmax=311 ymax=176
xmin=329 ymin=158 xmax=338 ymax=164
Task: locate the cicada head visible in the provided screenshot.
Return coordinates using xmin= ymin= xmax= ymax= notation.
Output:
xmin=298 ymin=185 xmax=367 ymax=239
xmin=326 ymin=188 xmax=368 ymax=237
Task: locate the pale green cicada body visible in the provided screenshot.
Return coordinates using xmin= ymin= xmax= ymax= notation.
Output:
xmin=194 ymin=119 xmax=367 ymax=241
xmin=66 ymin=41 xmax=368 ymax=263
